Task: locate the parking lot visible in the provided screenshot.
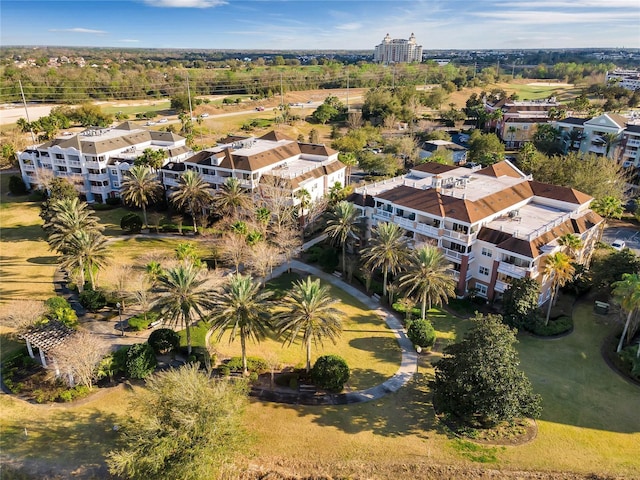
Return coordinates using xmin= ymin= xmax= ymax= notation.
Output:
xmin=601 ymin=226 xmax=640 ymax=255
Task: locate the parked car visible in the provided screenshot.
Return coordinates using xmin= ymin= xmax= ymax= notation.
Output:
xmin=611 ymin=239 xmax=626 ymax=251
xmin=200 ymin=113 xmax=209 ymax=118
xmin=158 ymin=118 xmax=168 ymax=123
xmin=256 ymin=106 xmax=265 ymax=111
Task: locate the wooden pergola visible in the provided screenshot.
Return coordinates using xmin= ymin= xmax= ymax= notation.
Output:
xmin=20 ymin=321 xmax=74 ymax=370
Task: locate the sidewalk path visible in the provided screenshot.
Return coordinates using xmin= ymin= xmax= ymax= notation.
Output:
xmin=257 ymin=259 xmax=417 ymax=405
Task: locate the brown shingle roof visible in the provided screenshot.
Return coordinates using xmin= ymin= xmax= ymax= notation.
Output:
xmin=260 ymin=131 xmax=294 ymax=142
xmin=476 ymin=161 xmax=523 ymax=179
xmin=528 ymin=181 xmax=592 ymax=205
xmin=299 ymin=143 xmax=338 ymax=156
xmin=220 ymin=143 xmax=302 ymax=171
xmin=411 ymin=162 xmax=458 ymax=175
xmin=114 ymin=121 xmax=140 ymax=131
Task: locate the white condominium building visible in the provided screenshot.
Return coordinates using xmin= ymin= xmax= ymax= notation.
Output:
xmin=17 ymin=122 xmax=191 ymax=203
xmin=374 ymin=33 xmax=423 ymax=64
xmin=351 ymin=161 xmax=603 ymax=305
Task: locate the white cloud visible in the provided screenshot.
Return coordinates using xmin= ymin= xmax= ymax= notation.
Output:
xmin=49 ymin=28 xmax=107 ymax=34
xmin=472 ymin=10 xmax=632 ymax=24
xmin=496 ymin=0 xmax=638 ymax=8
xmin=335 ymin=22 xmax=362 ymax=31
xmin=143 ymin=0 xmax=226 ymax=7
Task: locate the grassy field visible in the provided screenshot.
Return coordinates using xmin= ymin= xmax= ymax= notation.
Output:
xmin=0 ymin=173 xmax=57 ymax=302
xmin=98 ymin=100 xmax=171 ymax=117
xmin=447 ymin=80 xmax=581 ymax=108
xmin=210 ymin=272 xmax=402 ymax=391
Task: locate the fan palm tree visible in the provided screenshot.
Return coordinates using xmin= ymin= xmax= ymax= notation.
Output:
xmin=567 ymin=129 xmax=584 ymax=152
xmin=295 ymin=188 xmax=311 ymax=226
xmin=154 ymin=261 xmax=212 ymax=356
xmin=396 ymin=245 xmax=455 ymax=320
xmin=591 ymin=196 xmax=623 ymax=227
xmin=275 ymin=277 xmax=343 ymax=373
xmin=324 ymin=200 xmax=361 ymax=274
xmin=170 ymin=170 xmax=214 ymax=234
xmin=44 ymin=197 xmax=103 ymax=254
xmin=612 ymin=273 xmax=640 ymax=353
xmin=120 ymin=165 xmax=162 ymax=228
xmin=602 ymin=132 xmax=621 ymax=159
xmin=60 ymin=230 xmax=110 ymax=292
xmin=208 ymin=274 xmax=273 ymax=375
xmin=361 ymin=222 xmax=411 ymax=297
xmin=542 ymin=252 xmax=575 ymax=325
xmin=214 ymin=177 xmax=251 ymax=220
xmin=557 ymin=233 xmax=583 ymax=261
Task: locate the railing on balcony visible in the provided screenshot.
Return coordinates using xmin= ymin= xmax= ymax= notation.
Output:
xmin=202 ymin=174 xmax=224 ymax=185
xmin=22 ymin=164 xmax=35 ymax=171
xmin=88 ymin=173 xmax=109 ymax=181
xmin=443 ymin=248 xmax=465 ymax=262
xmin=395 ymin=216 xmax=414 ymax=229
xmin=415 ymin=222 xmax=440 ymax=236
xmin=69 ymin=160 xmax=81 ymax=167
xmin=90 ymin=185 xmax=108 ymax=194
xmin=494 ymin=280 xmax=510 ymax=293
xmin=627 ymin=139 xmax=640 ymax=147
xmin=497 ymin=261 xmax=531 ymax=278
xmin=373 ymin=208 xmax=392 ymax=219
xmin=53 ymin=158 xmax=67 ymax=165
xmin=446 ymin=269 xmax=460 ymax=281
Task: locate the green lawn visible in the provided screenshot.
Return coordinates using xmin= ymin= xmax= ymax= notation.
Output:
xmin=99 ymin=100 xmax=172 ymax=116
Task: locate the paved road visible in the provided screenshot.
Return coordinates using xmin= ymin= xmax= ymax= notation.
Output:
xmin=601 ymin=226 xmax=640 ymax=255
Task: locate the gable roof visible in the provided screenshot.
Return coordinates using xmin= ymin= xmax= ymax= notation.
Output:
xmin=528 ymin=180 xmax=592 ymax=205
xmin=114 ymin=121 xmax=140 ymax=131
xmin=476 ymin=161 xmax=523 ymax=179
xmin=259 ymin=131 xmax=294 ymax=142
xmin=411 ymin=162 xmax=458 ymax=175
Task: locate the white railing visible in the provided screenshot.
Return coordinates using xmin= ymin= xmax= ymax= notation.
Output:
xmin=69 ymin=161 xmax=81 ymax=167
xmin=374 ymin=208 xmax=392 ymax=219
xmin=90 ymin=185 xmax=108 ymax=193
xmin=164 ymin=177 xmax=180 ymax=187
xmin=202 ymin=174 xmax=224 ymax=185
xmin=88 ymin=173 xmax=109 ymax=181
xmin=443 ymin=248 xmax=464 ymax=262
xmin=498 ymin=261 xmax=531 ymax=278
xmin=443 ymin=229 xmax=477 ymax=243
xmin=53 ymin=158 xmax=66 ymax=165
xmin=494 ymin=280 xmax=510 ymax=293
xmin=446 ymin=269 xmax=460 ymax=280
xmin=22 ymin=164 xmax=35 ymax=171
xmin=627 ymin=139 xmax=640 ymax=147
xmin=395 ymin=217 xmax=414 ymax=229
xmin=415 ymin=222 xmax=440 ymax=236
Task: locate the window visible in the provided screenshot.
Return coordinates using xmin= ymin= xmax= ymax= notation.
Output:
xmin=479 ymin=266 xmax=490 ymax=276
xmin=481 ymin=247 xmax=493 ymax=258
xmin=110 ymin=169 xmax=118 ymax=175
xmin=476 ymin=283 xmax=488 ymax=297
xmin=55 ymin=153 xmax=64 ymax=160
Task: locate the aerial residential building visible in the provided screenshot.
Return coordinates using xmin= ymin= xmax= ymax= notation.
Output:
xmin=419 ymin=140 xmax=468 ymax=165
xmin=161 ymin=131 xmax=346 ymax=206
xmin=605 ymin=69 xmax=640 ymax=91
xmin=485 ymin=97 xmax=563 ymax=148
xmin=351 ymin=161 xmax=602 ymax=304
xmin=554 ymin=113 xmax=629 ymax=161
xmin=374 ymin=33 xmax=423 ymax=64
xmin=17 ymin=122 xmax=191 ymax=203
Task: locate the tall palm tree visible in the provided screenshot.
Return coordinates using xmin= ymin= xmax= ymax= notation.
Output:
xmin=170 ymin=170 xmax=214 ymax=234
xmin=155 ymin=261 xmax=212 ymax=356
xmin=396 ymin=246 xmax=455 ymax=320
xmin=542 ymin=252 xmax=576 ymax=325
xmin=44 ymin=197 xmax=103 ymax=254
xmin=361 ymin=222 xmax=411 ymax=297
xmin=275 ymin=277 xmax=343 ymax=373
xmin=295 ymin=188 xmax=311 ymax=226
xmin=120 ymin=165 xmax=162 ymax=228
xmin=601 ymin=132 xmax=621 ymax=159
xmin=591 ymin=196 xmax=623 ymax=228
xmin=567 ymin=129 xmax=584 ymax=152
xmin=557 ymin=233 xmax=583 ymax=261
xmin=60 ymin=230 xmax=110 ymax=292
xmin=208 ymin=274 xmax=273 ymax=375
xmin=214 ymin=177 xmax=251 ymax=220
xmin=324 ymin=200 xmax=361 ymax=274
xmin=612 ymin=273 xmax=640 ymax=353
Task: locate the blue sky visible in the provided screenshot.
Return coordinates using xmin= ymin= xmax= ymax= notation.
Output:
xmin=1 ymin=0 xmax=639 ymax=50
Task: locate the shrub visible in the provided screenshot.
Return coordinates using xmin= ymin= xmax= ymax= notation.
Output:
xmin=527 ymin=315 xmax=573 ymax=336
xmin=219 ymin=365 xmax=230 ymax=376
xmin=8 ymin=175 xmax=27 ymax=195
xmin=57 ymin=385 xmax=91 ymax=402
xmin=311 ymin=355 xmax=350 ymax=392
xmin=407 ymin=319 xmax=437 ymax=349
xmin=44 ymin=296 xmax=78 ymax=329
xmin=79 ymin=289 xmax=107 ymax=312
xmin=619 ymin=345 xmax=640 ymax=379
xmin=125 ymin=343 xmax=157 ymax=379
xmin=128 ymin=311 xmax=159 ymax=331
xmin=227 ymin=356 xmax=268 ymax=374
xmin=121 ymin=212 xmax=143 ymax=233
xmin=148 ymin=328 xmax=180 ymax=354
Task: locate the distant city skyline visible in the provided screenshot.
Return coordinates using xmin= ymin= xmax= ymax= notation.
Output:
xmin=1 ymin=0 xmax=639 ymax=51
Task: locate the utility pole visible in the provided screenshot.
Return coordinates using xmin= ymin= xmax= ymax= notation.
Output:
xmin=19 ymin=80 xmax=36 ymax=144
xmin=346 ymin=67 xmax=350 ymax=111
xmin=280 ymin=71 xmax=284 ymax=107
xmin=186 ymin=73 xmax=193 ymax=135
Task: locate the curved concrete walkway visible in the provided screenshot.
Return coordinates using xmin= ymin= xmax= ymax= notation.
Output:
xmin=257 ymin=260 xmax=417 ymax=405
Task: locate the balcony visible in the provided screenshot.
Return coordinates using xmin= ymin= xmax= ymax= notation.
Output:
xmin=90 ymin=185 xmax=109 ymax=194
xmin=588 ymin=145 xmax=606 ymax=155
xmin=373 ymin=208 xmax=393 ymax=221
xmin=497 ymin=261 xmax=532 ymax=279
xmin=53 ymin=158 xmax=67 ymax=166
xmin=202 ymin=174 xmax=224 ymax=185
xmin=163 ymin=177 xmax=180 ymax=187
xmin=494 ymin=280 xmax=510 ymax=293
xmin=22 ymin=164 xmax=35 ymax=171
xmin=394 ymin=216 xmax=415 ymax=229
xmin=446 ymin=269 xmax=460 ymax=281
xmin=627 ymin=139 xmax=640 ymax=147
xmin=84 ymin=160 xmax=105 ymax=169
xmin=88 ymin=173 xmax=109 ymax=181
xmin=69 ymin=160 xmax=81 ymax=168
xmin=442 ymin=228 xmax=477 ymax=244
xmin=415 ymin=222 xmax=440 ymax=237
xmin=443 ymin=248 xmax=465 ymax=262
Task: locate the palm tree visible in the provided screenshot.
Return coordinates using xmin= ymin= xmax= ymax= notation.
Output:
xmin=396 ymin=246 xmax=455 ymax=320
xmin=60 ymin=231 xmax=110 ymax=292
xmin=154 ymin=262 xmax=212 ymax=356
xmin=274 ymin=277 xmax=343 ymax=373
xmin=558 ymin=233 xmax=583 ymax=261
xmin=135 ymin=148 xmax=166 ymax=170
xmin=170 ymin=170 xmax=214 ymax=234
xmin=324 ymin=200 xmax=361 ymax=274
xmin=612 ymin=273 xmax=640 ymax=353
xmin=361 ymin=222 xmax=411 ymax=298
xmin=295 ymin=188 xmax=311 ymax=226
xmin=214 ymin=177 xmax=251 ymax=220
xmin=591 ymin=196 xmax=623 ymax=227
xmin=601 ymin=132 xmax=621 ymax=159
xmin=145 ymin=261 xmax=164 ymax=290
xmin=542 ymin=252 xmax=576 ymax=325
xmin=120 ymin=165 xmax=162 ymax=228
xmin=567 ymin=129 xmax=584 ymax=152
xmin=44 ymin=197 xmax=103 ymax=254
xmin=208 ymin=274 xmax=273 ymax=375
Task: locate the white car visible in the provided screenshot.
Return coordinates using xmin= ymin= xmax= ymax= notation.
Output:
xmin=158 ymin=118 xmax=168 ymax=123
xmin=611 ymin=239 xmax=626 ymax=251
xmin=200 ymin=113 xmax=209 ymax=118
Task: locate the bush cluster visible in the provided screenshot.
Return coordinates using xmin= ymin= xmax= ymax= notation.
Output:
xmin=148 ymin=328 xmax=180 ymax=354
xmin=79 ymin=289 xmax=106 ymax=312
xmin=123 ymin=343 xmax=157 ymax=379
xmin=226 ymin=356 xmax=268 ymax=374
xmin=121 ymin=213 xmax=143 ymax=233
xmin=128 ymin=311 xmax=159 ymax=331
xmin=311 ymin=355 xmax=350 ymax=392
xmin=527 ymin=315 xmax=573 ymax=336
xmin=407 ymin=319 xmax=437 ymax=349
